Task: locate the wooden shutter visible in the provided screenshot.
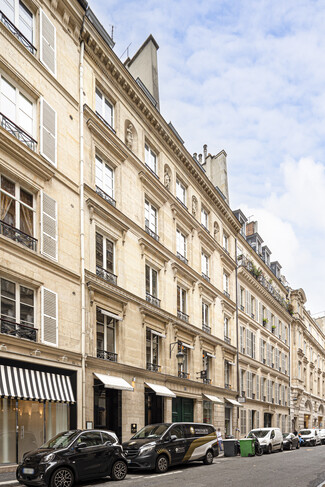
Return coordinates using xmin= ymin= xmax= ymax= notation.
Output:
xmin=260 ymin=338 xmax=263 ymax=362
xmin=42 ymin=287 xmax=58 ymax=345
xmin=40 ymin=98 xmax=57 ymax=165
xmin=40 ymin=9 xmax=56 ymax=75
xmin=259 ymin=302 xmax=263 ymax=325
xmin=245 ymin=290 xmax=250 ymax=315
xmin=252 ymin=333 xmax=256 ymax=359
xmin=41 ymin=192 xmax=57 ymax=260
xmin=256 ymin=375 xmax=260 ymax=400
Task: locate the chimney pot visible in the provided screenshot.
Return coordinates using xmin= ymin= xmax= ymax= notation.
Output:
xmin=198 ymin=154 xmax=202 ymax=163
xmin=193 ymin=152 xmax=197 ymax=159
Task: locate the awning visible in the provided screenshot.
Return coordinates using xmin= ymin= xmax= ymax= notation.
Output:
xmin=206 ymin=352 xmax=216 ymax=358
xmin=94 ymin=373 xmax=133 ymax=391
xmin=203 ymin=394 xmax=223 ymax=403
xmin=100 ymin=309 xmax=123 ymax=321
xmin=225 ymin=398 xmax=243 ymax=407
xmin=0 ymin=365 xmax=75 ymax=402
xmin=145 ymin=382 xmax=176 ymax=398
xmin=180 ymin=342 xmax=194 ymax=349
xmin=149 ymin=329 xmax=166 ymax=339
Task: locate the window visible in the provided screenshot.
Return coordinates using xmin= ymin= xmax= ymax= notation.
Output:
xmin=145 ymin=199 xmax=158 ymax=237
xmin=96 ymin=233 xmax=114 ymax=278
xmin=240 ymin=409 xmax=247 ymax=435
xmin=202 ymin=351 xmax=211 ymax=382
xmin=202 ymin=302 xmax=209 ymax=326
xmin=177 ymin=285 xmax=187 ymax=320
xmin=1 ymin=277 xmax=34 ymax=326
xmin=76 ymin=432 xmax=102 ymax=447
xmin=246 ymin=330 xmax=255 ymax=359
xmin=0 ymin=74 xmax=33 ymax=135
xmin=178 ymin=342 xmax=189 ymax=377
xmin=240 ymin=369 xmax=245 ymax=395
xmin=176 ymin=229 xmax=186 ymax=258
xmin=224 ymin=361 xmax=231 ymax=388
xmin=223 ymin=272 xmax=229 ymax=296
xmin=240 ymin=287 xmax=245 ymax=310
xmin=251 ymin=295 xmax=255 ymax=318
xmin=201 ymin=252 xmax=209 ymax=277
xmin=260 ymin=339 xmax=265 ymax=363
xmin=145 ymin=264 xmax=158 ymax=298
xmin=224 ymin=317 xmax=229 ymax=339
xmin=146 ymin=329 xmax=159 ymax=371
xmin=1 ymin=0 xmax=33 ymax=44
xmin=0 ymin=175 xmax=34 ymax=237
xmin=176 ymin=179 xmax=186 ymax=205
xmin=201 ymin=208 xmax=208 ymax=228
xmin=95 ymin=155 xmax=114 ymax=202
xmin=223 ymin=233 xmax=228 ymax=252
xmin=96 ymin=308 xmax=116 ymax=361
xmin=240 ymin=326 xmax=245 ymax=353
xmin=246 ymin=371 xmax=252 ymax=398
xmin=145 ymin=144 xmax=157 ymax=174
xmin=95 ymin=87 xmax=114 ymax=128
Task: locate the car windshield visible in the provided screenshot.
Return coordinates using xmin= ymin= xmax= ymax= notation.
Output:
xmin=248 ymin=430 xmax=269 ymax=438
xmin=283 ymin=433 xmax=290 ymax=438
xmin=40 ymin=431 xmax=79 ymax=449
xmin=299 ymin=430 xmax=311 ymax=435
xmin=131 ymin=424 xmax=170 ymax=439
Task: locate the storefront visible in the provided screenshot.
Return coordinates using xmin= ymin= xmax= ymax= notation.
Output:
xmin=172 ymin=396 xmax=194 ymax=422
xmin=144 ymin=382 xmax=175 ymax=425
xmin=0 ymin=361 xmax=76 ymax=464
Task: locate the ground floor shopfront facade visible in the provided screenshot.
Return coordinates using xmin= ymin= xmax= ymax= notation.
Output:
xmin=291 ymin=393 xmax=325 ymax=431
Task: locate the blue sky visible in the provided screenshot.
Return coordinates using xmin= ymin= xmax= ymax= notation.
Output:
xmin=90 ymin=0 xmax=325 ymax=314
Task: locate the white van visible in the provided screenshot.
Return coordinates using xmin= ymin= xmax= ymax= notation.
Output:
xmin=248 ymin=428 xmax=283 ymax=453
xmin=299 ymin=429 xmax=321 ymax=446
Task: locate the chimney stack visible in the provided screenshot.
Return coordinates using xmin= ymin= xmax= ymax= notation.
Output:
xmin=203 ymin=144 xmax=207 ymax=163
xmin=198 ymin=154 xmax=202 ymax=164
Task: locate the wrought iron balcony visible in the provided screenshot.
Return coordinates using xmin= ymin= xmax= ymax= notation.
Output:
xmin=95 ymin=111 xmax=116 ymax=134
xmin=0 ymin=113 xmax=37 ymax=150
xmin=0 ymin=11 xmax=36 ymax=54
xmin=147 ymin=362 xmax=161 ymax=372
xmin=0 ymin=220 xmax=37 ymax=251
xmin=202 ymin=323 xmax=211 ymax=334
xmin=178 ymin=371 xmax=190 ymax=379
xmin=177 ymin=310 xmax=189 ymax=322
xmin=203 ymin=378 xmax=212 ymax=384
xmin=96 ymin=265 xmax=117 ymax=285
xmin=223 ymin=290 xmax=230 ymax=299
xmin=240 ymin=305 xmax=244 ymax=311
xmin=145 ymin=163 xmax=159 ymax=179
xmin=95 ymin=185 xmax=116 ymax=207
xmin=0 ymin=318 xmax=37 ymax=341
xmin=146 ymin=292 xmax=161 ymax=307
xmin=176 ymin=252 xmax=188 ymax=265
xmin=251 ymin=313 xmax=255 ymax=319
xmin=145 ymin=225 xmax=159 ymax=242
xmin=176 ymin=197 xmax=188 ymax=210
xmin=202 ymin=272 xmax=210 ymax=283
xmin=224 ymin=335 xmax=231 ymax=345
xmin=225 ymin=383 xmax=231 ymax=390
xmin=97 ymin=349 xmax=117 ymax=362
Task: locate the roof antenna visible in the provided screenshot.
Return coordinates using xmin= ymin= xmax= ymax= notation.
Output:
xmin=111 ymin=25 xmax=114 ymax=41
xmin=120 ymin=42 xmax=132 ymax=60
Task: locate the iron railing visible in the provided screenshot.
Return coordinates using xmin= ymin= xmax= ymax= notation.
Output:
xmin=96 ymin=265 xmax=117 ymax=285
xmin=177 ymin=310 xmax=189 ymax=322
xmin=225 ymin=383 xmax=231 ymax=390
xmin=224 ymin=335 xmax=231 ymax=345
xmin=145 ymin=225 xmax=159 ymax=242
xmin=0 ymin=318 xmax=37 ymax=341
xmin=0 ymin=220 xmax=37 ymax=251
xmin=176 ymin=197 xmax=188 ymax=210
xmin=146 ymin=362 xmax=160 ymax=372
xmin=176 ymin=252 xmax=188 ymax=265
xmin=178 ymin=371 xmax=190 ymax=379
xmin=95 ymin=185 xmax=116 ymax=207
xmin=202 ymin=323 xmax=211 ymax=334
xmin=202 ymin=273 xmax=210 ymax=283
xmin=145 ymin=163 xmax=159 ymax=179
xmin=203 ymin=378 xmax=212 ymax=384
xmin=95 ymin=111 xmax=116 ymax=134
xmin=224 ymin=290 xmax=230 ymax=299
xmin=146 ymin=292 xmax=161 ymax=307
xmin=0 ymin=112 xmax=37 ymax=150
xmin=0 ymin=11 xmax=36 ymax=54
xmin=97 ymin=349 xmax=117 ymax=362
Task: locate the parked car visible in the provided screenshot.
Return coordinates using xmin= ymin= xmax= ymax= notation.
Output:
xmin=16 ymin=429 xmax=127 ymax=487
xmin=318 ymin=429 xmax=325 ymax=445
xmin=122 ymin=422 xmax=218 ymax=473
xmin=298 ymin=428 xmax=321 ymax=446
xmin=247 ymin=428 xmax=283 ymax=453
xmin=282 ymin=432 xmax=300 ymax=450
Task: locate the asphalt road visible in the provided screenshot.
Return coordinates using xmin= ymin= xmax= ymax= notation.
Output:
xmin=4 ymin=446 xmax=325 ymax=487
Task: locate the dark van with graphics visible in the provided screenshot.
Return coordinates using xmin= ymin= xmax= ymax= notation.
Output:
xmin=122 ymin=422 xmax=218 ymax=473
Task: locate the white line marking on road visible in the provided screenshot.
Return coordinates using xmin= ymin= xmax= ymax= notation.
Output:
xmin=0 ymin=481 xmax=18 ymax=486
xmin=146 ymin=470 xmax=183 ymax=479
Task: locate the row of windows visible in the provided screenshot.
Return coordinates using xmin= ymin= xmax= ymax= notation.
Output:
xmin=240 ymin=370 xmax=289 ymax=405
xmin=239 ymin=326 xmax=288 ymax=370
xmin=240 ymin=410 xmax=289 ymax=435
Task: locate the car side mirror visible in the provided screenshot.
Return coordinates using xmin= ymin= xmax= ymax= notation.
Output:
xmin=104 ymin=440 xmax=113 ymax=446
xmin=76 ymin=442 xmax=87 ymax=450
xmin=170 ymin=435 xmax=178 ymax=442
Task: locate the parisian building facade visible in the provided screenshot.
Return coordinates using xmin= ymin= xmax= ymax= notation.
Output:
xmin=0 ymin=0 xmax=324 ymax=466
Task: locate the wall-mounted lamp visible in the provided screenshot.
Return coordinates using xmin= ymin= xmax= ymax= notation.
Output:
xmin=169 ymin=341 xmax=185 ymax=366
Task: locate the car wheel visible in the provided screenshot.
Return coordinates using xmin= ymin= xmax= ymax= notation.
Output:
xmin=267 ymin=444 xmax=272 ymax=454
xmin=50 ymin=468 xmax=74 ymax=487
xmin=155 ymin=455 xmax=169 ymax=474
xmin=203 ymin=450 xmax=214 ymax=465
xmin=289 ymin=442 xmax=293 ymax=450
xmin=110 ymin=460 xmax=127 ymax=481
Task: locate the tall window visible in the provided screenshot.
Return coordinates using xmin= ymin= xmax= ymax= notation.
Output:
xmin=202 ymin=302 xmax=210 ymax=333
xmin=176 ymin=179 xmax=186 ymax=205
xmin=177 ymin=285 xmax=187 ymax=319
xmin=95 ymin=87 xmax=113 ymax=127
xmin=201 ymin=208 xmax=208 ymax=228
xmin=0 ymin=175 xmax=34 ymax=235
xmin=0 ymin=277 xmax=34 ymax=326
xmin=96 ymin=308 xmax=116 ymax=360
xmin=202 ymin=351 xmax=211 ymax=381
xmin=0 ymin=0 xmax=33 ymax=43
xmin=145 ymin=144 xmax=157 ymax=174
xmin=176 ymin=229 xmax=186 ymax=258
xmin=224 ymin=317 xmax=229 ymax=339
xmin=223 ymin=272 xmax=229 ymax=295
xmin=224 ymin=361 xmax=231 ymax=388
xmin=95 ymin=155 xmax=114 ymax=200
xmin=146 ymin=329 xmax=159 ymax=371
xmin=178 ymin=342 xmax=188 ymax=376
xmin=145 ymin=264 xmax=158 ymax=298
xmin=96 ymin=233 xmax=114 ymax=275
xmin=145 ymin=200 xmax=158 ymax=236
xmin=0 ymin=74 xmax=33 ymax=134
xmin=223 ymin=233 xmax=228 ymax=251
xmin=201 ymin=252 xmax=209 ymax=277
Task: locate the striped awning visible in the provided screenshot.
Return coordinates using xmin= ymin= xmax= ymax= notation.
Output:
xmin=0 ymin=365 xmax=75 ymax=403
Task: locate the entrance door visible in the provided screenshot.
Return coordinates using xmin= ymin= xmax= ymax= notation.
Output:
xmin=225 ymin=406 xmax=232 ymax=436
xmin=94 ymin=382 xmax=122 ymax=440
xmin=145 ymin=389 xmax=164 ymax=425
xmin=17 ymin=400 xmax=44 ymax=461
xmin=0 ymin=398 xmax=16 ymax=463
xmin=264 ymin=413 xmax=272 ymax=428
xmin=172 ymin=397 xmax=193 ymax=422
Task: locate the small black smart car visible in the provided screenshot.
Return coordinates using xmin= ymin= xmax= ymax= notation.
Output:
xmin=16 ymin=429 xmax=127 ymax=487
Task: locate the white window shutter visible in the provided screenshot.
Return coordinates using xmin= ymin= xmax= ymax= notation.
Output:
xmin=40 ymin=9 xmax=56 ymax=75
xmin=41 ymin=191 xmax=57 ymax=260
xmin=40 ymin=98 xmax=57 ymax=165
xmin=42 ymin=287 xmax=58 ymax=345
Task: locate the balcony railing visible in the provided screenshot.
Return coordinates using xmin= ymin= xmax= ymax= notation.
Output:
xmin=225 ymin=383 xmax=231 ymax=390
xmin=97 ymin=349 xmax=117 ymax=362
xmin=147 ymin=362 xmax=161 ymax=372
xmin=0 ymin=318 xmax=37 ymax=341
xmin=0 ymin=113 xmax=37 ymax=151
xmin=0 ymin=220 xmax=37 ymax=251
xmin=145 ymin=163 xmax=159 ymax=179
xmin=224 ymin=335 xmax=231 ymax=345
xmin=223 ymin=290 xmax=230 ymax=299
xmin=95 ymin=111 xmax=116 ymax=134
xmin=251 ymin=313 xmax=255 ymax=319
xmin=145 ymin=225 xmax=159 ymax=242
xmin=146 ymin=292 xmax=161 ymax=307
xmin=240 ymin=305 xmax=244 ymax=311
xmin=176 ymin=252 xmax=188 ymax=265
xmin=0 ymin=11 xmax=36 ymax=54
xmin=95 ymin=185 xmax=116 ymax=207
xmin=202 ymin=273 xmax=210 ymax=283
xmin=176 ymin=197 xmax=188 ymax=210
xmin=203 ymin=378 xmax=212 ymax=384
xmin=202 ymin=323 xmax=211 ymax=334
xmin=96 ymin=265 xmax=117 ymax=285
xmin=178 ymin=371 xmax=190 ymax=379
xmin=177 ymin=310 xmax=189 ymax=322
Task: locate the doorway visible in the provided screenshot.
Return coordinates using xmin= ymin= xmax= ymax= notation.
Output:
xmin=94 ymin=381 xmax=122 ymax=440
xmin=264 ymin=413 xmax=272 ymax=427
xmin=145 ymin=389 xmax=164 ymax=425
xmin=225 ymin=406 xmax=232 ymax=436
xmin=172 ymin=397 xmax=193 ymax=422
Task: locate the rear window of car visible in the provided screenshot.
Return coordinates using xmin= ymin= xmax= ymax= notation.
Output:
xmin=300 ymin=430 xmax=311 ymax=435
xmin=183 ymin=424 xmax=214 ymax=438
xmin=102 ymin=432 xmax=117 ymax=444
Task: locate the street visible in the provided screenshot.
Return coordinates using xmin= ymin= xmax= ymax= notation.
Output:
xmin=4 ymin=446 xmax=325 ymax=487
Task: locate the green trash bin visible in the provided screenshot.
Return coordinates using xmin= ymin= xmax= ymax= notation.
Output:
xmin=240 ymin=438 xmax=255 ymax=457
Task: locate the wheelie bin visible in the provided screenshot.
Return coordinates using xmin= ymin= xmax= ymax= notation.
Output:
xmin=239 ymin=438 xmax=255 ymax=457
xmin=223 ymin=439 xmax=239 ymax=457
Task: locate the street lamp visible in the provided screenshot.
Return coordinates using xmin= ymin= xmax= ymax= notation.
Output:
xmin=169 ymin=341 xmax=185 ymax=366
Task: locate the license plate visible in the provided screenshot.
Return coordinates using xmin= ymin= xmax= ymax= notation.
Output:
xmin=127 ymin=459 xmax=131 ymax=463
xmin=23 ymin=468 xmax=34 ymax=475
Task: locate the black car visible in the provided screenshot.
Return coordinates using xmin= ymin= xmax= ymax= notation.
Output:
xmin=282 ymin=432 xmax=300 ymax=450
xmin=16 ymin=429 xmax=128 ymax=487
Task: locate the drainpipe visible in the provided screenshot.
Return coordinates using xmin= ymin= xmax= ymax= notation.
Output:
xmin=235 ymin=237 xmax=240 ymax=437
xmin=79 ymin=18 xmax=86 ymax=428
